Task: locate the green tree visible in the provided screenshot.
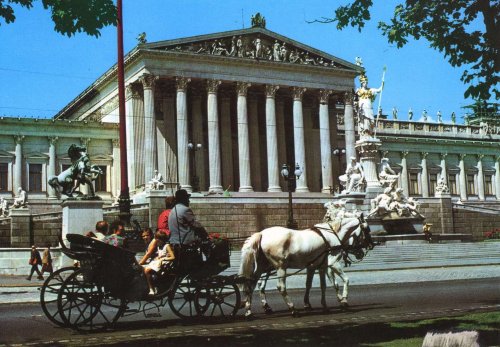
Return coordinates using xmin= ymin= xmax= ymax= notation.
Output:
xmin=0 ymin=0 xmax=116 ymax=37
xmin=314 ymin=0 xmax=499 ymax=101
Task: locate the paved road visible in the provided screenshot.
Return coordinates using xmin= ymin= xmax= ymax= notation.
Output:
xmin=0 ymin=278 xmax=498 ymax=346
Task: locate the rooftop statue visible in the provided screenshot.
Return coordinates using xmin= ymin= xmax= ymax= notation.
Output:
xmin=408 ymin=108 xmax=414 ymax=120
xmin=392 ymin=107 xmax=398 ymax=120
xmin=437 ymin=110 xmax=443 ymax=123
xmin=251 ymin=12 xmax=266 ymax=28
xmin=48 ymin=144 xmax=102 ymax=199
xmin=451 ymin=112 xmax=456 ymax=124
xmin=11 ymin=187 xmax=27 ymax=209
xmin=338 ymin=157 xmax=366 ymax=194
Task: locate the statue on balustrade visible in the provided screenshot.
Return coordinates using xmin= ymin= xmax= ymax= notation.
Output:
xmin=48 ymin=144 xmax=102 ymax=199
xmin=435 ymin=176 xmax=450 ymax=195
xmin=378 ymin=158 xmax=399 ymax=188
xmin=0 ymin=197 xmax=9 ymax=217
xmin=11 ymin=187 xmax=27 ymax=209
xmin=356 ymin=73 xmax=384 ymax=138
xmin=149 ymin=170 xmax=165 ymax=190
xmin=339 ymin=157 xmax=366 ymax=194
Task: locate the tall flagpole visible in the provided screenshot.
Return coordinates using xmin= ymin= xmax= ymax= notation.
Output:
xmin=117 ymin=0 xmax=131 ymax=225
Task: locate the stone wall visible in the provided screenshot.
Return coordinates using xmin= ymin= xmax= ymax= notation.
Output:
xmin=31 ymin=213 xmax=62 ymax=247
xmin=417 ymin=198 xmax=454 ymax=235
xmin=0 ymin=219 xmax=10 ymax=247
xmin=452 ymin=208 xmax=500 ymax=241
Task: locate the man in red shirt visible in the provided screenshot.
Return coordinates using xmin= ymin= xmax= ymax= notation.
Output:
xmin=157 ymin=196 xmax=176 ymax=236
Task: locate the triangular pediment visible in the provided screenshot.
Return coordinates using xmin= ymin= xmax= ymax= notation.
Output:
xmin=24 ymin=151 xmax=49 ymax=160
xmin=144 ymin=27 xmax=360 ymax=71
xmin=0 ymin=149 xmax=14 ymax=159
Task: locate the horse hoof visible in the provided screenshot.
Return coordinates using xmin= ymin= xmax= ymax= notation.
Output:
xmin=263 ymin=303 xmax=273 ymax=314
xmin=340 ymin=302 xmax=349 ymax=309
xmin=291 ymin=310 xmax=300 ymax=318
xmin=244 ymin=312 xmax=254 ymax=320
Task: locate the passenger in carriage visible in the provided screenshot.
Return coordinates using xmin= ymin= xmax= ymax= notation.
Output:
xmin=139 ymin=228 xmax=156 ymax=265
xmin=142 ymin=230 xmax=175 ymax=295
xmin=168 ymin=189 xmax=208 ymax=249
xmin=104 ymin=220 xmax=127 ymax=248
xmin=157 ymin=196 xmax=175 ymax=236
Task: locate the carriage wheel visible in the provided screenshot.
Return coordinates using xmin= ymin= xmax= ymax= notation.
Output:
xmin=168 ymin=276 xmax=206 ymax=319
xmin=57 ymin=270 xmax=125 ymax=331
xmin=195 ymin=281 xmax=241 ymax=317
xmin=40 ymin=267 xmax=76 ymax=327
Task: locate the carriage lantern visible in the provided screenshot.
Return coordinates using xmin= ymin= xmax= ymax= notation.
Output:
xmin=281 ymin=163 xmax=302 ymax=229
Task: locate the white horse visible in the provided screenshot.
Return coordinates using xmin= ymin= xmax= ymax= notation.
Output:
xmin=238 ymin=214 xmax=372 ymax=318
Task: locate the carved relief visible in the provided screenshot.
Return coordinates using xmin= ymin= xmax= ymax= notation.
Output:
xmin=319 ymin=89 xmax=332 ymax=104
xmin=139 ymin=73 xmax=157 ymax=89
xmin=237 ymin=82 xmax=252 ymax=96
xmin=265 ymin=84 xmax=280 ymax=98
xmin=175 ymin=77 xmax=191 ymax=91
xmin=292 ymin=87 xmax=307 ymax=101
xmin=400 ymin=123 xmax=409 ymax=129
xmin=162 ymin=34 xmax=345 ymax=69
xmin=206 ymin=79 xmax=222 ymax=93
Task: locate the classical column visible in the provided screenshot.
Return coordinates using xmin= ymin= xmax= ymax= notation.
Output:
xmin=276 ymin=99 xmax=287 ymax=185
xmin=125 ymin=83 xmax=141 ymax=190
xmin=112 ymin=139 xmax=121 ymax=198
xmin=248 ymin=94 xmax=262 ymax=191
xmin=191 ymin=90 xmax=205 ymax=190
xmin=220 ymin=92 xmax=233 ymax=191
xmin=266 ymin=84 xmax=282 ymax=192
xmin=47 ymin=136 xmax=58 ymax=199
xmin=420 ymin=152 xmax=429 ymax=198
xmin=343 ymin=91 xmax=356 ymax=161
xmin=319 ymin=89 xmax=333 ymax=193
xmin=459 ymin=153 xmax=467 ymax=201
xmin=176 ymin=76 xmax=192 ymax=192
xmin=13 ymin=135 xmax=24 ymax=193
xmin=495 ymin=156 xmax=500 ymax=200
xmin=139 ymin=73 xmax=158 ymax=187
xmin=439 ymin=153 xmax=448 ymax=183
xmin=292 ymin=87 xmax=309 ymax=192
xmin=237 ymin=82 xmax=253 ymax=192
xmin=207 ymin=79 xmax=223 ymax=194
xmin=477 ymin=154 xmax=485 ymax=200
xmin=400 ymin=151 xmax=409 ymax=197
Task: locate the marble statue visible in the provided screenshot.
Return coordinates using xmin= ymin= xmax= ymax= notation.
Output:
xmin=356 ymin=74 xmax=384 ymax=137
xmin=11 ymin=187 xmax=27 ymax=209
xmin=369 ymin=187 xmax=393 ymax=217
xmin=437 ymin=110 xmax=443 ymax=123
xmin=48 ymin=144 xmax=102 ymax=198
xmin=112 ymin=189 xmax=120 ymax=206
xmin=435 ymin=176 xmax=450 ymax=195
xmin=422 ymin=109 xmax=428 ymax=122
xmin=378 ymin=158 xmax=399 ymax=188
xmin=408 ymin=108 xmax=414 ymax=120
xmin=339 ymin=157 xmax=365 ymax=194
xmin=451 ymin=112 xmax=456 ymax=124
xmin=251 ymin=12 xmax=266 ymax=28
xmin=149 ymin=170 xmax=164 ymax=190
xmin=390 ymin=188 xmax=421 ymax=217
xmin=0 ymin=197 xmax=9 ymax=217
xmin=392 ymin=107 xmax=398 ymax=120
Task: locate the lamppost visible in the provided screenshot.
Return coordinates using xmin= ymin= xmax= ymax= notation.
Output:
xmin=281 ymin=163 xmax=303 ymax=229
xmin=188 ymin=142 xmax=202 ymax=192
xmin=332 ymin=147 xmax=346 ymax=193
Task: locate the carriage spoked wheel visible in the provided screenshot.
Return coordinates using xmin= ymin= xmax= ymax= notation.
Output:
xmin=57 ymin=270 xmax=126 ymax=331
xmin=40 ymin=266 xmax=77 ymax=327
xmin=168 ymin=276 xmax=207 ymax=319
xmin=195 ymin=279 xmax=241 ymax=317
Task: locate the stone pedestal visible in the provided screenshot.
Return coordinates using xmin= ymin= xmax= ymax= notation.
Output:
xmin=367 ymin=213 xmax=425 ymax=236
xmin=146 ymin=190 xmax=168 ymax=231
xmin=61 ymin=200 xmax=104 ymax=240
xmin=356 ymin=137 xmax=382 ymax=198
xmin=10 ymin=208 xmax=31 ymax=247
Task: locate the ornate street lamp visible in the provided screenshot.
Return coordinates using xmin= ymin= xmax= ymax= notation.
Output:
xmin=332 ymin=147 xmax=346 ymax=193
xmin=188 ymin=142 xmax=202 ymax=192
xmin=281 ymin=163 xmax=302 ymax=229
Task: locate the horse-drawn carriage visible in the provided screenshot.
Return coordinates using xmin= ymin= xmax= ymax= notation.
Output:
xmin=40 ymin=233 xmax=241 ymax=331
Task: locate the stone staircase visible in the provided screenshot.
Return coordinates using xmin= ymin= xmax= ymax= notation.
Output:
xmin=225 ymin=241 xmax=500 ymax=275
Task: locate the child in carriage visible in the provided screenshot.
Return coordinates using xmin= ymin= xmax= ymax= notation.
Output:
xmin=142 ymin=230 xmax=175 ymax=295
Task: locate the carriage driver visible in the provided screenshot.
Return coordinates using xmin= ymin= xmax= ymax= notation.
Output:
xmin=167 ymin=189 xmax=208 ymax=250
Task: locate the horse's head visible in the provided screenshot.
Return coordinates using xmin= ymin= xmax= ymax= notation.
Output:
xmin=347 ymin=213 xmax=375 ymax=260
xmin=358 ymin=213 xmax=375 ymax=250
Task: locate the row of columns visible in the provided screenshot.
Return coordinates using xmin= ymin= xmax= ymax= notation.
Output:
xmin=131 ymin=73 xmax=347 ymax=194
xmin=397 ymin=151 xmax=500 ymax=200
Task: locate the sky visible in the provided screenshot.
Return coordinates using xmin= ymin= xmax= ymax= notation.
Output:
xmin=0 ymin=1 xmax=481 ymax=123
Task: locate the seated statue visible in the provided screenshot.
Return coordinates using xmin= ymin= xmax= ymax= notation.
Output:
xmin=379 ymin=158 xmax=399 ymax=188
xmin=149 ymin=170 xmax=164 ymax=190
xmin=435 ymin=177 xmax=450 ymax=195
xmin=390 ymin=188 xmax=422 ymax=217
xmin=11 ymin=187 xmax=27 ymax=209
xmin=369 ymin=187 xmax=393 ymax=217
xmin=339 ymin=157 xmax=365 ymax=194
xmin=0 ymin=197 xmax=9 ymax=217
xmin=322 ymin=199 xmax=361 ymax=233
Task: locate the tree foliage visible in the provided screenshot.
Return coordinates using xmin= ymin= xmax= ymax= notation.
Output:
xmin=314 ymin=0 xmax=499 ymax=101
xmin=0 ymin=0 xmax=116 ymax=37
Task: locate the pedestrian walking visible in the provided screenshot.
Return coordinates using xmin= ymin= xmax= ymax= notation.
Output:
xmin=40 ymin=243 xmax=53 ymax=276
xmin=27 ymin=245 xmax=43 ymax=281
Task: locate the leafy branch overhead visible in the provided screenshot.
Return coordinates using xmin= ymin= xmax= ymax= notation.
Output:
xmin=313 ymin=0 xmax=499 ymax=101
xmin=0 ymin=0 xmax=117 ymax=37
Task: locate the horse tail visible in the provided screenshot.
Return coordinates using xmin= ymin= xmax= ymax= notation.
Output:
xmin=238 ymin=232 xmax=262 ymax=279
